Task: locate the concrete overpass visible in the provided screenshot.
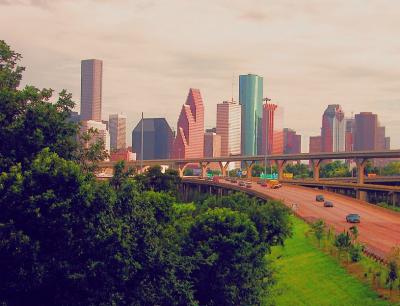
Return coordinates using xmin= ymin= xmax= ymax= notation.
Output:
xmin=182 ymin=177 xmax=400 ymax=261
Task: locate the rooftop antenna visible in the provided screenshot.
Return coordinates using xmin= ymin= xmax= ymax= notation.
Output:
xmin=263 ymin=97 xmax=271 ymax=103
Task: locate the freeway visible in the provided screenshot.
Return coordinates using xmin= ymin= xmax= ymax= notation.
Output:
xmin=184 ymin=178 xmax=400 ymax=259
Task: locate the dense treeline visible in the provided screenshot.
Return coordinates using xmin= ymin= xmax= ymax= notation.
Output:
xmin=0 ymin=40 xmax=293 ymax=305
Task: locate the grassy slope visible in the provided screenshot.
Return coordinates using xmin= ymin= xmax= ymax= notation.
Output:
xmin=267 ymin=217 xmax=394 ymax=306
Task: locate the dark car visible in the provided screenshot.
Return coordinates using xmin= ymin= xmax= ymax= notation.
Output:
xmin=238 ymin=180 xmax=246 ymax=187
xmin=245 ymin=181 xmax=252 ymax=188
xmin=346 ymin=214 xmax=361 ymax=223
xmin=324 ymin=201 xmax=334 ymax=207
xmin=316 ymin=195 xmax=324 ymax=202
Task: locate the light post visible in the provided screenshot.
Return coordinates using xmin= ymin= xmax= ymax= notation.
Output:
xmin=140 ymin=112 xmax=144 ymax=173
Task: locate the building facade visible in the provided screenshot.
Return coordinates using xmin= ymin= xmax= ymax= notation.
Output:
xmin=283 ymin=128 xmax=301 ymax=154
xmin=172 ymin=88 xmax=205 ymax=159
xmin=204 ymin=132 xmax=221 ymax=158
xmin=261 ymin=103 xmax=284 ymax=155
xmin=109 ymin=113 xmax=127 ymax=151
xmin=80 ymin=120 xmax=110 ymax=155
xmin=309 ymin=136 xmax=322 ymax=153
xmin=239 ymin=74 xmax=263 ymax=156
xmin=345 ymin=118 xmax=355 ymax=152
xmin=321 ymin=104 xmax=345 ymax=152
xmin=216 ymin=100 xmax=241 ymax=157
xmin=132 ymin=118 xmax=174 ymax=160
xmin=354 ymin=112 xmax=378 ymax=151
xmin=80 ymin=59 xmax=103 ymax=121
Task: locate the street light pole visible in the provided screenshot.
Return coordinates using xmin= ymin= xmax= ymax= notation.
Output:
xmin=140 ymin=112 xmax=144 ymax=173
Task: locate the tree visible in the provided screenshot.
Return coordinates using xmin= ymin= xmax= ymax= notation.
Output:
xmin=349 ymin=225 xmax=359 ymax=243
xmin=284 ymin=163 xmax=311 ymax=179
xmin=334 ymin=231 xmax=352 ymax=260
xmin=320 ymin=161 xmax=351 ymax=178
xmin=386 ymin=261 xmax=398 ymax=294
xmin=184 ymin=208 xmax=270 ymax=306
xmin=310 ymin=220 xmax=325 ymax=248
xmin=0 ymin=40 xmax=80 ymax=172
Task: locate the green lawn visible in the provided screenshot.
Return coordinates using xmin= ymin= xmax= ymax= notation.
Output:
xmin=267 ymin=217 xmax=395 ymax=306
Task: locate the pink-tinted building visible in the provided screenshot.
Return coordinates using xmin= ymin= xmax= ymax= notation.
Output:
xmin=204 ymin=132 xmax=221 ymax=157
xmin=283 ymin=128 xmax=301 ymax=154
xmin=172 ymin=88 xmax=205 ymax=159
xmin=321 ymin=104 xmax=345 ymax=153
xmin=216 ymin=100 xmax=241 ymax=157
xmin=80 ymin=59 xmax=102 ymax=122
xmin=309 ymin=136 xmax=322 ymax=153
xmin=109 ymin=113 xmax=127 ymax=151
xmin=110 ymin=148 xmax=136 ymax=162
xmin=262 ymin=103 xmax=284 ymax=155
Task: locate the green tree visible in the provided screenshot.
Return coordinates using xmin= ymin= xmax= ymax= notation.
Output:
xmin=285 ymin=163 xmax=311 ymax=179
xmin=320 ymin=161 xmax=351 ymax=178
xmin=382 ymin=161 xmax=400 ymax=176
xmin=309 ymin=219 xmax=325 ymax=248
xmin=334 ymin=231 xmax=352 ymax=260
xmin=349 ymin=225 xmax=359 ymax=243
xmin=184 ymin=208 xmax=270 ymax=306
xmin=0 ymin=40 xmax=80 ymax=171
xmin=386 ymin=261 xmax=398 ymax=294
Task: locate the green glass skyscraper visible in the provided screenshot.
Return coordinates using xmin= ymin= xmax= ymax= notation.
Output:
xmin=239 ymin=74 xmax=263 ymax=156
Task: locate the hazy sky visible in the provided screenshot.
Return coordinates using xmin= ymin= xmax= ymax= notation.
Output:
xmin=1 ymin=0 xmax=400 ymax=150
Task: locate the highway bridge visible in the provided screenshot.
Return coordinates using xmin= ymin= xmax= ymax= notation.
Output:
xmin=182 ymin=177 xmax=400 ymax=260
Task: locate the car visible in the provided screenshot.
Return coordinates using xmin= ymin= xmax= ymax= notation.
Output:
xmin=261 ymin=181 xmax=269 ymax=187
xmin=238 ymin=181 xmax=246 ymax=187
xmin=231 ymin=178 xmax=238 ymax=183
xmin=257 ymin=179 xmax=264 ymax=185
xmin=316 ymin=195 xmax=324 ymax=202
xmin=245 ymin=181 xmax=252 ymax=188
xmin=346 ymin=214 xmax=361 ymax=223
xmin=271 ymin=183 xmax=282 ymax=189
xmin=324 ymin=201 xmax=334 ymax=207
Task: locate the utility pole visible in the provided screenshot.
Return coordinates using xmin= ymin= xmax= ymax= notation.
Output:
xmin=140 ymin=112 xmax=144 ymax=173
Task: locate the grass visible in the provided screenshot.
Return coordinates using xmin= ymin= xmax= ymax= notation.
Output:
xmin=266 ymin=217 xmax=397 ymax=306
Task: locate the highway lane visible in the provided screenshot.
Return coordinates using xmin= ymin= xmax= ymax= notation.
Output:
xmin=192 ymin=179 xmax=400 ymax=259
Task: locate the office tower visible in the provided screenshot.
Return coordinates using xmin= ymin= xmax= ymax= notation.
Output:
xmin=309 ymin=136 xmax=322 ymax=153
xmin=239 ymin=74 xmax=263 ymax=155
xmin=80 ymin=59 xmax=103 ymax=121
xmin=172 ymin=88 xmax=205 ymax=159
xmin=216 ymin=100 xmax=241 ymax=157
xmin=354 ymin=112 xmax=378 ymax=151
xmin=321 ymin=104 xmax=345 ymax=152
xmin=80 ymin=120 xmax=110 ymax=154
xmin=132 ymin=118 xmax=174 ymax=160
xmin=345 ymin=118 xmax=355 ymax=152
xmin=204 ymin=132 xmax=221 ymax=157
xmin=283 ymin=128 xmax=301 ymax=154
xmin=109 ymin=113 xmax=127 ymax=151
xmin=262 ymin=103 xmax=284 ymax=155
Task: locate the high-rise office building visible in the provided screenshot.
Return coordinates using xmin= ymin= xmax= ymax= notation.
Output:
xmin=262 ymin=103 xmax=284 ymax=155
xmin=216 ymin=100 xmax=241 ymax=157
xmin=80 ymin=59 xmax=103 ymax=121
xmin=109 ymin=113 xmax=127 ymax=151
xmin=283 ymin=128 xmax=301 ymax=154
xmin=354 ymin=112 xmax=378 ymax=151
xmin=132 ymin=118 xmax=174 ymax=160
xmin=172 ymin=88 xmax=205 ymax=158
xmin=80 ymin=120 xmax=110 ymax=154
xmin=239 ymin=74 xmax=263 ymax=155
xmin=321 ymin=104 xmax=345 ymax=152
xmin=309 ymin=136 xmax=322 ymax=153
xmin=204 ymin=132 xmax=221 ymax=157
xmin=345 ymin=118 xmax=355 ymax=152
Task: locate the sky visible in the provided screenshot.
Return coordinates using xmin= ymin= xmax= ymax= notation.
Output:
xmin=1 ymin=0 xmax=400 ymax=151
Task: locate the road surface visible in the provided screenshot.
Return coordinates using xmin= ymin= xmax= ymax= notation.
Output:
xmin=186 ymin=178 xmax=400 ymax=259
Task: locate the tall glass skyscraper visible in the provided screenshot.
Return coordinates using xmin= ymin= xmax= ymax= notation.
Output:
xmin=239 ymin=74 xmax=263 ymax=156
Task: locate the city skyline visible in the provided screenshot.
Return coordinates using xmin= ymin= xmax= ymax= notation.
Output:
xmin=1 ymin=0 xmax=399 ymax=151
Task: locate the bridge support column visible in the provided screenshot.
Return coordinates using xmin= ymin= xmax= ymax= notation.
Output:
xmin=244 ymin=161 xmax=255 ymax=179
xmin=356 ymin=189 xmax=367 ymax=201
xmin=277 ymin=160 xmax=287 ymax=181
xmin=200 ymin=162 xmax=210 ymax=178
xmin=391 ymin=192 xmax=398 ymax=206
xmin=311 ymin=159 xmax=322 ymax=182
xmin=219 ymin=161 xmax=230 ymax=177
xmin=356 ymin=158 xmax=369 ymax=184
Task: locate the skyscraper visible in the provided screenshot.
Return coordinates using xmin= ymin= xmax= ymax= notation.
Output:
xmin=239 ymin=74 xmax=263 ymax=156
xmin=345 ymin=118 xmax=355 ymax=152
xmin=109 ymin=113 xmax=127 ymax=151
xmin=204 ymin=132 xmax=221 ymax=157
xmin=262 ymin=103 xmax=284 ymax=155
xmin=132 ymin=118 xmax=174 ymax=160
xmin=309 ymin=136 xmax=322 ymax=153
xmin=354 ymin=112 xmax=378 ymax=151
xmin=216 ymin=100 xmax=241 ymax=157
xmin=80 ymin=120 xmax=110 ymax=154
xmin=283 ymin=128 xmax=301 ymax=154
xmin=172 ymin=88 xmax=205 ymax=159
xmin=321 ymin=104 xmax=345 ymax=152
xmin=80 ymin=59 xmax=103 ymax=121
